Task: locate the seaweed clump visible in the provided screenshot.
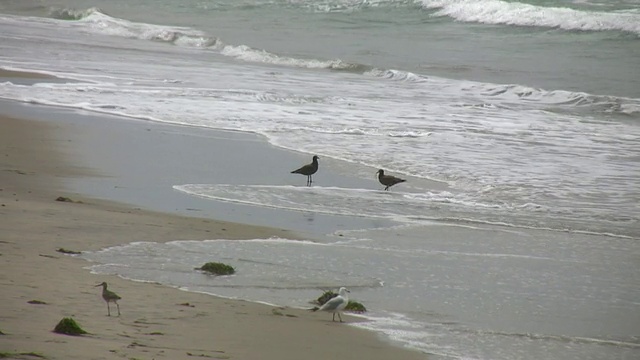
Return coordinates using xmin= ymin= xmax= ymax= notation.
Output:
xmin=55 ymin=196 xmax=82 ymax=203
xmin=53 ymin=317 xmax=87 ymax=336
xmin=314 ymin=290 xmax=367 ymax=313
xmin=196 ymin=262 xmax=235 ymax=276
xmin=345 ymin=301 xmax=367 ymax=313
xmin=315 ymin=290 xmax=337 ymax=306
xmin=27 ymin=300 xmax=47 ymax=305
xmin=56 ymin=248 xmax=81 ymax=255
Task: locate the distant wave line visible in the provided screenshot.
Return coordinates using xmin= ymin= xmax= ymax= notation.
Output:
xmin=420 ymin=0 xmax=640 ymax=35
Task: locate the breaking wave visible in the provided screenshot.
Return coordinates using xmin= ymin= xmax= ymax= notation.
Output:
xmin=46 ymin=8 xmax=365 ymax=70
xmin=15 ymin=7 xmax=640 ymax=116
xmin=420 ymin=0 xmax=640 ymax=35
xmin=49 ymin=6 xmax=105 ymax=20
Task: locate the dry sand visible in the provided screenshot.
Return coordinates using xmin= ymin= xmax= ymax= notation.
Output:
xmin=0 ymin=109 xmax=427 ymax=359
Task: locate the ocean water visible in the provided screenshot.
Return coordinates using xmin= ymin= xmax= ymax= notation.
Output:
xmin=1 ymin=1 xmax=639 ymax=359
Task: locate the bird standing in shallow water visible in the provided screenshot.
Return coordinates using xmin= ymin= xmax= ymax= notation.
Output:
xmin=376 ymin=169 xmax=406 ymax=191
xmin=312 ymin=287 xmax=350 ymax=322
xmin=291 ymin=155 xmax=319 ymax=186
xmin=95 ymin=282 xmax=121 ymax=316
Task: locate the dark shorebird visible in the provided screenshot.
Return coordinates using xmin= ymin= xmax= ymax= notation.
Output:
xmin=95 ymin=282 xmax=121 ymax=316
xmin=376 ymin=169 xmax=406 ymax=191
xmin=312 ymin=287 xmax=350 ymax=322
xmin=291 ymin=155 xmax=319 ymax=186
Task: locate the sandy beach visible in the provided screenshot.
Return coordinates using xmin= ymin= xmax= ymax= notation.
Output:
xmin=0 ymin=71 xmax=426 ymax=359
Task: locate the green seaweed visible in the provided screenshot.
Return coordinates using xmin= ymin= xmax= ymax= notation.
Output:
xmin=53 ymin=317 xmax=87 ymax=336
xmin=345 ymin=300 xmax=367 ymax=313
xmin=27 ymin=300 xmax=47 ymax=305
xmin=56 ymin=248 xmax=81 ymax=255
xmin=315 ymin=290 xmax=336 ymax=306
xmin=196 ymin=262 xmax=235 ymax=276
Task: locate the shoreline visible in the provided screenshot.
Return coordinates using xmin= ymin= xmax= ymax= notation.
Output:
xmin=0 ymin=98 xmax=407 ymax=240
xmin=0 ymin=95 xmax=427 ymax=359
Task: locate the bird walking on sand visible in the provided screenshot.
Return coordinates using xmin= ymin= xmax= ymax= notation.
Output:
xmin=291 ymin=155 xmax=319 ymax=186
xmin=95 ymin=282 xmax=121 ymax=316
xmin=376 ymin=169 xmax=406 ymax=191
xmin=312 ymin=287 xmax=350 ymax=322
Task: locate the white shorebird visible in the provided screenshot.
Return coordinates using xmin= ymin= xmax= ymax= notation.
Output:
xmin=95 ymin=282 xmax=121 ymax=316
xmin=313 ymin=287 xmax=350 ymax=322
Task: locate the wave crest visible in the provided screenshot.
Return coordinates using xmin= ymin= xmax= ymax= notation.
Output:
xmin=482 ymin=84 xmax=640 ymax=112
xmin=365 ymin=68 xmax=428 ymax=82
xmin=219 ymin=44 xmax=363 ymax=70
xmin=46 ymin=9 xmax=362 ymax=70
xmin=420 ymin=0 xmax=640 ymax=35
xmin=55 ymin=9 xmax=220 ymax=48
xmin=49 ymin=6 xmax=104 ymax=20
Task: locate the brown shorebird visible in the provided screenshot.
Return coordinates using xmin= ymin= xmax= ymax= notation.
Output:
xmin=95 ymin=282 xmax=121 ymax=316
xmin=376 ymin=169 xmax=406 ymax=191
xmin=291 ymin=155 xmax=319 ymax=186
xmin=312 ymin=287 xmax=350 ymax=322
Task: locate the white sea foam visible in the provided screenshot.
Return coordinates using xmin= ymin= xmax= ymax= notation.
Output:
xmin=1 ymin=66 xmax=638 ymax=239
xmin=220 ymin=44 xmax=357 ymax=69
xmin=172 ymin=184 xmax=637 ymax=238
xmin=420 ymin=0 xmax=640 ymax=34
xmin=365 ymin=68 xmax=429 ymax=82
xmin=77 ymin=10 xmax=219 ymax=47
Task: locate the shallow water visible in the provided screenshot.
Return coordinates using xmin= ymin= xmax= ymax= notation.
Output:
xmin=81 ymin=225 xmax=640 ymax=359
